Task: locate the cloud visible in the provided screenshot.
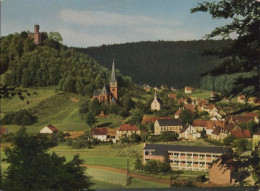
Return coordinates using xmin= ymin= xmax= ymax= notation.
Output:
xmin=58 ymin=28 xmax=122 ymax=47
xmin=59 ymin=9 xmax=181 ymax=27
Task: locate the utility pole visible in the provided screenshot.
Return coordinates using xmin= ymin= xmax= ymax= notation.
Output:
xmin=126 ymin=159 xmax=130 ymax=185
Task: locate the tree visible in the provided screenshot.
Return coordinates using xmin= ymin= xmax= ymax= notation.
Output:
xmin=191 ymin=0 xmax=260 ymax=97
xmin=86 ymin=112 xmax=97 ymax=127
xmin=223 ymin=135 xmax=236 ymax=146
xmin=130 ymin=133 xmax=141 ymax=143
xmin=134 ymin=157 xmax=143 ymax=173
xmin=2 ymin=128 xmax=94 ymax=190
xmin=234 ymin=138 xmax=248 ymax=153
xmin=159 ymin=131 xmax=178 ymax=142
xmin=48 ymin=32 xmax=63 ymax=43
xmin=180 ymin=109 xmax=194 ymax=125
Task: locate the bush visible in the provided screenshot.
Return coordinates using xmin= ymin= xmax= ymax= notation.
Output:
xmin=144 ymin=160 xmax=171 ymax=175
xmin=1 ymin=109 xmax=37 ymax=125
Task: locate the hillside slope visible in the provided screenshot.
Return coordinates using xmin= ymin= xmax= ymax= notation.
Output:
xmin=76 ymin=40 xmax=230 ymax=88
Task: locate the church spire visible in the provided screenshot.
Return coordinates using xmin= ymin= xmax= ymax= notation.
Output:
xmin=110 ymin=59 xmax=116 ymax=82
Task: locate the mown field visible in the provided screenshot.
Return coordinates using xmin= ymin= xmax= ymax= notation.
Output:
xmin=1 ymin=87 xmax=123 ymax=134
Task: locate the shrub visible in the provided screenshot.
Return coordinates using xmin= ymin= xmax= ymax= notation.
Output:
xmin=1 ymin=109 xmax=37 ymax=125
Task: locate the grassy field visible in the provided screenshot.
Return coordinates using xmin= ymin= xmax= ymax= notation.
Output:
xmin=1 ymin=87 xmax=124 ymax=134
xmin=88 ymin=167 xmax=168 ymax=189
xmin=189 ymin=90 xmax=212 ymax=99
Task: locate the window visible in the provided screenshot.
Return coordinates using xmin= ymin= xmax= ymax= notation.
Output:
xmin=145 ymin=151 xmax=149 ymax=155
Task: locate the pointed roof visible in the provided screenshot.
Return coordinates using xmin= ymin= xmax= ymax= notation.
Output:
xmin=110 ymin=59 xmax=116 ymax=82
xmin=101 ymin=85 xmax=110 ymax=95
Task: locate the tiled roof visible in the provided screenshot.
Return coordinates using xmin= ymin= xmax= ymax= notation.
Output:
xmin=91 ymin=127 xmax=108 ymax=135
xmin=211 ymin=127 xmax=221 ymax=135
xmin=255 ymin=131 xmax=260 ymax=135
xmin=224 ymin=123 xmax=236 ymax=132
xmin=157 ymin=119 xmax=182 ymax=126
xmin=175 ymin=110 xmax=182 ymax=115
xmin=180 ymin=124 xmax=190 ymax=133
xmin=244 ymin=113 xmax=258 ymax=117
xmin=168 ymin=94 xmax=176 ymax=99
xmin=206 ymin=121 xmax=225 ymax=130
xmin=144 ymin=144 xmax=232 ymax=156
xmin=141 ymin=116 xmax=173 ymax=124
xmin=231 ymin=129 xmax=252 ymax=138
xmin=47 ymin=125 xmax=58 ymax=132
xmin=192 ymin=120 xmax=207 ymax=127
xmin=227 ymin=116 xmax=254 ymax=124
xmin=118 ymin=124 xmax=140 ymax=131
xmin=184 ymin=104 xmax=196 ymax=111
xmin=0 ymin=127 xmax=8 ymax=135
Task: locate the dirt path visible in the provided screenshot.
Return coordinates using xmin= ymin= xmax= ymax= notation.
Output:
xmin=83 ymin=164 xmax=171 ymax=186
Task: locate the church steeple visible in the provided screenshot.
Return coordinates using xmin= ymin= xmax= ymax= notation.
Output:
xmin=110 ymin=59 xmax=116 ymax=82
xmin=110 ymin=59 xmax=118 ymax=101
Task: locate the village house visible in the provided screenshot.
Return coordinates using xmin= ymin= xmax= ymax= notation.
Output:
xmin=168 ymin=93 xmax=176 ymax=100
xmin=209 ymin=161 xmax=235 ymax=185
xmin=151 ymin=92 xmax=163 ymax=111
xmin=40 ymin=125 xmax=58 ymax=134
xmin=154 ymin=119 xmax=182 ymax=135
xmin=237 ymin=95 xmax=246 ymax=103
xmin=184 ymin=86 xmax=194 ymax=94
xmin=244 ymin=113 xmax=259 ymax=123
xmin=91 ymin=127 xmax=108 ymax=141
xmin=205 ymin=121 xmax=226 ymax=137
xmin=141 ymin=116 xmax=173 ymax=124
xmin=174 ymin=110 xmax=182 ymax=119
xmin=192 ymin=120 xmax=207 ymax=132
xmin=230 ymin=129 xmax=252 ymax=139
xmin=252 ymin=131 xmax=260 ymax=149
xmin=179 ymin=124 xmax=201 ymax=140
xmin=92 ymin=60 xmax=118 ymax=104
xmin=143 ymin=144 xmax=232 ymax=171
xmin=184 ymin=104 xmax=196 ymax=112
xmin=0 ymin=127 xmax=9 ymax=135
xmin=227 ymin=115 xmax=256 ymax=124
xmin=117 ymin=124 xmax=140 ymax=138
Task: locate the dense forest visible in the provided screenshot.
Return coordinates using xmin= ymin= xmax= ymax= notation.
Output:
xmin=0 ymin=32 xmax=135 ymax=97
xmin=76 ymin=40 xmax=231 ymax=89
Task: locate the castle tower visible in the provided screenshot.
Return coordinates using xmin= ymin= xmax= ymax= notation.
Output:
xmin=34 ymin=24 xmax=41 ymax=44
xmin=110 ymin=59 xmax=118 ymax=100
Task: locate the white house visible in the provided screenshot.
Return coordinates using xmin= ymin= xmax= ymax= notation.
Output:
xmin=184 ymin=86 xmax=193 ymax=94
xmin=91 ymin=127 xmax=108 ymax=141
xmin=40 ymin=125 xmax=58 ymax=134
xmin=179 ymin=124 xmax=201 ymax=140
xmin=151 ymin=92 xmax=163 ymax=111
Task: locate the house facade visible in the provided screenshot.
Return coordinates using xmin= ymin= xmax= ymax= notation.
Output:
xmin=154 ymin=119 xmax=182 ymax=135
xmin=117 ymin=124 xmax=140 ymax=138
xmin=91 ymin=127 xmax=108 ymax=141
xmin=179 ymin=124 xmax=201 ymax=140
xmin=143 ymin=144 xmax=232 ymax=171
xmin=184 ymin=86 xmax=193 ymax=94
xmin=151 ymin=92 xmax=163 ymax=111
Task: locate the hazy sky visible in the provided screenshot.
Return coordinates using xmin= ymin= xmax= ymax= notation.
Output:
xmin=1 ymin=0 xmax=229 ymax=47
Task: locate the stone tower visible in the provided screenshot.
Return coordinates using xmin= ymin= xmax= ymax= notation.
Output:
xmin=110 ymin=59 xmax=118 ymax=100
xmin=34 ymin=24 xmax=41 ymax=44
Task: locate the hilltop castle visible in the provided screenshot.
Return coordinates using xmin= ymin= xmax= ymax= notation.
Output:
xmin=92 ymin=60 xmax=118 ymax=104
xmin=28 ymin=25 xmax=47 ymax=44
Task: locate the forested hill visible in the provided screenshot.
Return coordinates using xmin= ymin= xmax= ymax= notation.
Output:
xmin=75 ymin=40 xmax=230 ymax=88
xmin=0 ymin=32 xmax=135 ymax=97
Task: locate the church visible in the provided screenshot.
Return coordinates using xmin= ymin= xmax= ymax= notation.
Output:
xmin=92 ymin=60 xmax=118 ymax=104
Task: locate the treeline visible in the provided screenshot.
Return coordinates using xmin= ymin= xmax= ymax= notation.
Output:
xmin=75 ymin=40 xmax=231 ymax=88
xmin=1 ymin=32 xmax=135 ymax=97
xmin=200 ymin=73 xmax=252 ymax=94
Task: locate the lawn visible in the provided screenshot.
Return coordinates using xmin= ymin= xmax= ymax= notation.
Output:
xmin=87 ymin=167 xmax=168 ymax=189
xmin=189 ymin=90 xmax=212 ymax=99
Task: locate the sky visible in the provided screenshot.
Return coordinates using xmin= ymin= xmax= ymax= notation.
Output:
xmin=1 ymin=0 xmax=229 ymax=47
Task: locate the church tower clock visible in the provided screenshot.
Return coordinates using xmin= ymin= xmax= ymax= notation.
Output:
xmin=110 ymin=60 xmax=118 ymax=100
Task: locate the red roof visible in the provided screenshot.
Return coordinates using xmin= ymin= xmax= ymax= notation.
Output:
xmin=231 ymin=129 xmax=252 ymax=138
xmin=184 ymin=104 xmax=196 ymax=111
xmin=168 ymin=94 xmax=176 ymax=99
xmin=244 ymin=113 xmax=258 ymax=117
xmin=118 ymin=124 xmax=140 ymax=131
xmin=255 ymin=131 xmax=260 ymax=135
xmin=0 ymin=127 xmax=8 ymax=135
xmin=206 ymin=121 xmax=226 ymax=130
xmin=185 ymin=86 xmax=193 ymax=91
xmin=91 ymin=127 xmax=107 ymax=135
xmin=227 ymin=116 xmax=254 ymax=124
xmin=192 ymin=120 xmax=207 ymax=127
xmin=47 ymin=125 xmax=58 ymax=132
xmin=142 ymin=116 xmax=173 ymax=124
xmin=175 ymin=110 xmax=182 ymax=115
